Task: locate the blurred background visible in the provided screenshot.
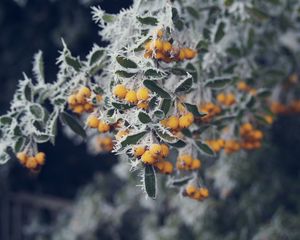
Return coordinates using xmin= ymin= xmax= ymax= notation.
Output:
xmin=0 ymin=0 xmax=300 ymax=240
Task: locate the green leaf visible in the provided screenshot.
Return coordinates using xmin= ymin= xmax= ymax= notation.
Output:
xmin=144 ymin=165 xmax=156 ymax=199
xmin=247 ymin=28 xmax=255 ymax=49
xmin=65 ymin=56 xmax=82 ymax=72
xmin=246 ymin=7 xmax=269 ymax=21
xmin=196 ymin=40 xmax=209 ymax=52
xmin=138 ymin=111 xmax=152 ymax=124
xmin=29 ymin=104 xmax=44 ymax=121
xmin=34 ymin=134 xmax=50 ymax=143
xmin=170 ymin=176 xmax=193 ymax=187
xmin=224 ymin=0 xmax=234 ymax=7
xmin=143 ymin=80 xmax=171 ymax=99
xmin=214 ymin=21 xmax=226 ymax=43
xmin=186 ymin=6 xmax=199 ymax=19
xmin=169 ymin=140 xmax=186 ymax=148
xmin=0 ymin=116 xmax=13 ymax=125
xmin=102 ymin=14 xmax=115 ymax=22
xmin=60 ymin=112 xmax=86 ymax=138
xmin=181 ymin=128 xmax=192 ymax=138
xmin=116 ymin=56 xmax=138 ymax=69
xmin=171 ymin=68 xmax=187 ymax=76
xmin=153 ymin=110 xmax=164 ymax=120
xmin=183 ymin=103 xmax=206 ymax=117
xmin=186 ymin=63 xmax=198 ymax=83
xmin=14 ymin=137 xmax=26 ymax=152
xmin=194 ymin=140 xmax=215 ymax=156
xmin=24 ymin=83 xmax=33 ymax=101
xmin=136 ymin=16 xmax=158 ymax=26
xmin=144 ymin=69 xmax=165 ymax=78
xmin=121 ymin=131 xmax=147 ymax=148
xmin=112 ymin=102 xmax=135 ymax=110
xmin=115 ymin=70 xmax=136 ymax=78
xmin=155 ymin=128 xmax=177 ymax=143
xmin=160 ymin=99 xmax=172 ymax=116
xmin=175 ymin=77 xmax=193 ymax=93
xmin=205 ymin=76 xmax=232 ymax=89
xmin=94 ymin=86 xmax=104 ymax=95
xmin=256 ymin=88 xmax=271 ymax=98
xmin=89 ymin=49 xmax=104 ymax=66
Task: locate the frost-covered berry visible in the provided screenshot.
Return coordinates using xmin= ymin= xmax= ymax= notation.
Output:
xmin=136 ymin=87 xmax=150 ymax=101
xmin=167 ymin=116 xmax=179 ymax=130
xmin=134 ymin=145 xmax=145 ymax=157
xmin=87 ymin=115 xmax=100 ymax=128
xmin=149 ymin=144 xmax=162 ymax=156
xmin=113 ymin=84 xmax=128 ymax=99
xmin=78 ymin=86 xmax=91 ymax=98
xmin=191 ymin=159 xmax=201 ymax=170
xmin=98 ymin=121 xmax=110 ymax=133
xmin=179 ymin=113 xmax=194 ymax=128
xmin=125 ymin=90 xmax=138 ymax=104
xmin=160 ymin=144 xmax=169 ymax=157
xmin=141 ymin=150 xmax=156 ymax=164
xmin=17 ymin=152 xmax=27 ymax=164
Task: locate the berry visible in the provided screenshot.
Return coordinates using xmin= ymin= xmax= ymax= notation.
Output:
xmin=113 ymin=84 xmax=128 ymax=99
xmin=98 ymin=121 xmax=110 ymax=133
xmin=26 ymin=157 xmax=37 ymax=169
xmin=149 ymin=144 xmax=162 ymax=156
xmin=162 ymin=41 xmax=172 ymax=52
xmin=35 ymin=152 xmax=46 ymax=165
xmin=167 ymin=116 xmax=179 ymax=130
xmin=17 ymin=152 xmax=27 ymax=164
xmin=191 ymin=159 xmax=201 ymax=170
xmin=160 ymin=144 xmax=169 ymax=157
xmin=162 ymin=161 xmax=173 ymax=174
xmin=179 ymin=113 xmax=194 ymax=128
xmin=79 ymin=86 xmax=91 ymax=98
xmin=134 ymin=145 xmax=145 ymax=157
xmin=68 ymin=95 xmax=77 ymax=105
xmin=183 ymin=48 xmax=197 ymax=59
xmin=136 ymin=87 xmax=150 ymax=101
xmin=125 ymin=90 xmax=138 ymax=104
xmin=86 ymin=115 xmax=100 ymax=128
xmin=186 ymin=185 xmax=197 ymax=195
xmin=141 ymin=150 xmax=156 ymax=164
xmin=137 ymin=102 xmax=149 ymax=110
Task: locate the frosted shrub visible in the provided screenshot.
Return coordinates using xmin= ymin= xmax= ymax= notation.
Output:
xmin=1 ymin=0 xmax=300 ymax=200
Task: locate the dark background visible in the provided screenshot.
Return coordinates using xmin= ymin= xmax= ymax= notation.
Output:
xmin=0 ymin=0 xmax=132 ymax=199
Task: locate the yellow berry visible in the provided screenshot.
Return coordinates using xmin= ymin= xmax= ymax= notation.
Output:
xmin=149 ymin=144 xmax=162 ymax=156
xmin=141 ymin=150 xmax=156 ymax=164
xmin=79 ymin=86 xmax=91 ymax=98
xmin=144 ymin=40 xmax=153 ymax=51
xmin=134 ymin=145 xmax=146 ymax=157
xmin=160 ymin=144 xmax=169 ymax=157
xmin=17 ymin=152 xmax=27 ymax=164
xmin=125 ymin=90 xmax=138 ymax=104
xmin=155 ymin=29 xmax=163 ymax=38
xmin=217 ymin=93 xmax=226 ymax=103
xmin=178 ymin=155 xmax=193 ymax=166
xmin=162 ymin=41 xmax=172 ymax=53
xmin=154 ymin=39 xmax=163 ymax=51
xmin=35 ymin=152 xmax=46 ymax=165
xmin=113 ymin=84 xmax=128 ymax=99
xmin=87 ymin=115 xmax=100 ymax=128
xmin=162 ymin=161 xmax=173 ymax=174
xmin=191 ymin=159 xmax=201 ymax=170
xmin=25 ymin=157 xmax=37 ymax=169
xmin=186 ymin=185 xmax=197 ymax=195
xmin=179 ymin=113 xmax=194 ymax=128
xmin=137 ymin=102 xmax=149 ymax=110
xmin=73 ymin=105 xmax=84 ymax=114
xmin=136 ymin=87 xmax=150 ymax=101
xmin=178 ymin=49 xmax=185 ymax=61
xmin=75 ymin=93 xmax=86 ymax=104
xmin=167 ymin=116 xmax=179 ymax=130
xmin=199 ymin=187 xmax=209 ymax=198
xmin=183 ymin=48 xmax=197 ymax=59
xmin=98 ymin=121 xmax=110 ymax=133
xmin=84 ymin=103 xmax=94 ymax=112
xmin=68 ymin=95 xmax=77 ymax=105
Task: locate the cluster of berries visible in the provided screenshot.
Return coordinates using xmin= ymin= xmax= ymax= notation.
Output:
xmin=176 ymin=154 xmax=201 ymax=171
xmin=270 ymin=100 xmax=300 ymax=115
xmin=135 ymin=144 xmax=173 ymax=174
xmin=217 ymin=92 xmax=236 ymax=106
xmin=144 ymin=29 xmax=197 ymax=63
xmin=16 ymin=151 xmax=46 ymax=171
xmin=237 ymin=81 xmax=257 ymax=96
xmin=86 ymin=114 xmax=111 ymax=133
xmin=205 ymin=139 xmax=225 ymax=153
xmin=67 ymin=87 xmax=95 ymax=114
xmin=113 ymin=84 xmax=150 ymax=110
xmin=185 ymin=185 xmax=209 ymax=201
xmin=223 ymin=139 xmax=241 ymax=154
xmin=199 ymin=102 xmax=221 ymax=123
xmin=239 ymin=123 xmax=263 ymax=150
xmin=160 ymin=112 xmax=194 ymax=132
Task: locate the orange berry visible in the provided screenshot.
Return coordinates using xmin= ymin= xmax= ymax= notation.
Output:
xmin=186 ymin=185 xmax=197 ymax=195
xmin=183 ymin=48 xmax=197 ymax=59
xmin=79 ymin=86 xmax=91 ymax=98
xmin=68 ymin=95 xmax=77 ymax=105
xmin=162 ymin=161 xmax=173 ymax=174
xmin=134 ymin=145 xmax=146 ymax=157
xmin=86 ymin=115 xmax=100 ymax=128
xmin=162 ymin=41 xmax=172 ymax=53
xmin=137 ymin=102 xmax=149 ymax=110
xmin=167 ymin=116 xmax=179 ymax=130
xmin=141 ymin=150 xmax=156 ymax=164
xmin=160 ymin=144 xmax=169 ymax=157
xmin=73 ymin=105 xmax=84 ymax=114
xmin=98 ymin=121 xmax=110 ymax=133
xmin=125 ymin=90 xmax=138 ymax=104
xmin=35 ymin=152 xmax=46 ymax=165
xmin=191 ymin=159 xmax=201 ymax=170
xmin=149 ymin=144 xmax=162 ymax=156
xmin=113 ymin=84 xmax=128 ymax=99
xmin=25 ymin=157 xmax=37 ymax=169
xmin=17 ymin=152 xmax=27 ymax=164
xmin=136 ymin=87 xmax=150 ymax=101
